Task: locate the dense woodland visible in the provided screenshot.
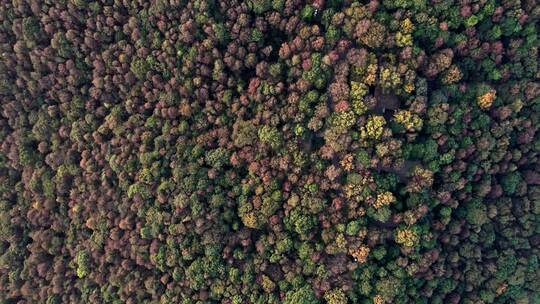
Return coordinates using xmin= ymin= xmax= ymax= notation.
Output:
xmin=0 ymin=0 xmax=539 ymax=303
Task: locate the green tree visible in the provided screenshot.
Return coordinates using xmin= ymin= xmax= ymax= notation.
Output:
xmin=75 ymin=250 xmax=90 ymax=278
xmin=501 ymin=172 xmax=522 ymax=195
xmin=258 ymin=125 xmax=282 ymax=149
xmin=205 ymin=148 xmax=230 ymax=169
xmin=283 ymin=286 xmax=319 ymax=304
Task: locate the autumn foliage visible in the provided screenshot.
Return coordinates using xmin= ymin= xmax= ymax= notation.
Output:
xmin=0 ymin=0 xmax=539 ymax=303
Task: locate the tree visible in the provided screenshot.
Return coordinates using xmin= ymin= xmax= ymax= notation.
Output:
xmin=75 ymin=250 xmax=90 ymax=278
xmin=258 ymin=125 xmax=282 ymax=149
xmin=233 ymin=120 xmax=257 ymax=147
xmin=324 ymin=288 xmax=348 ymax=304
xmin=501 ymin=172 xmax=522 ymax=195
xmin=283 ymin=286 xmax=319 ymax=304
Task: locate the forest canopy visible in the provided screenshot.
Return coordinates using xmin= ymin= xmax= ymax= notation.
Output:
xmin=0 ymin=0 xmax=539 ymax=303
